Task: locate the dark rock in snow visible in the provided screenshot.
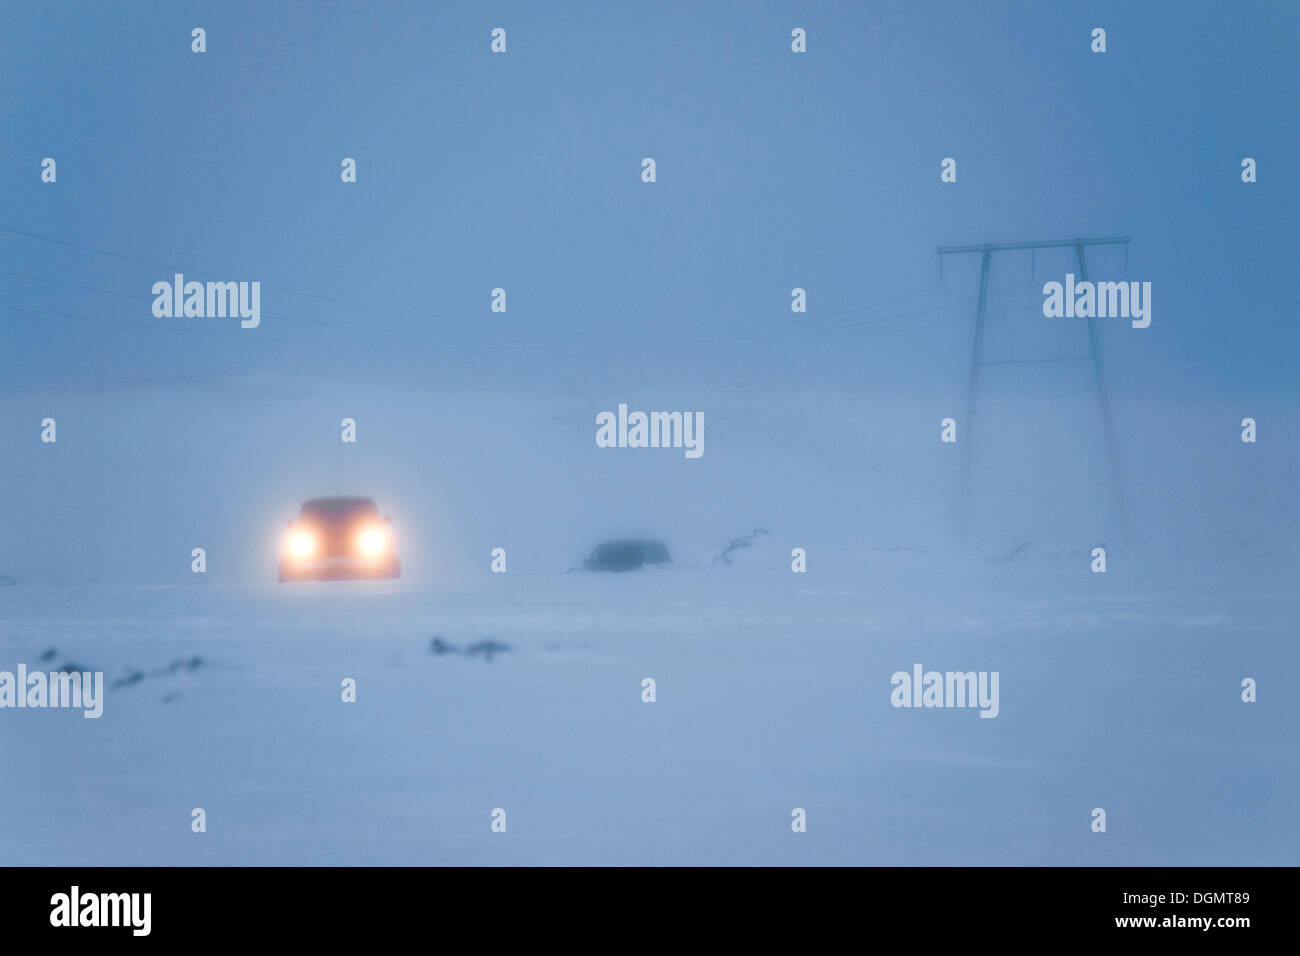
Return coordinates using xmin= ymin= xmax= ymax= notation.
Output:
xmin=430 ymin=635 xmax=511 ymax=661
xmin=112 ymin=670 xmax=146 ymax=690
xmin=430 ymin=636 xmax=458 ymax=655
xmin=163 ymin=656 xmax=203 ymax=674
xmin=585 ymin=539 xmax=671 ymax=572
xmin=713 ymin=528 xmax=770 ymax=565
xmin=465 ymin=640 xmax=511 ymax=662
xmin=105 ymin=655 xmax=206 ymax=693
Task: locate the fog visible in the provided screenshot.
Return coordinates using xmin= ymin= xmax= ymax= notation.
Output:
xmin=4 ymin=366 xmax=1295 ymax=586
xmin=1 ymin=0 xmax=1296 ymax=867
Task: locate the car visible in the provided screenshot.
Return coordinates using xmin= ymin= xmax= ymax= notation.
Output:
xmin=584 ymin=539 xmax=671 ymax=572
xmin=278 ymin=496 xmax=401 ymax=582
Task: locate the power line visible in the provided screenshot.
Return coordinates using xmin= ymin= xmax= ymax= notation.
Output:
xmin=1 ymin=224 xmax=966 ymax=349
xmin=0 ymin=223 xmax=464 ymax=325
xmin=0 ymin=289 xmax=972 ymax=352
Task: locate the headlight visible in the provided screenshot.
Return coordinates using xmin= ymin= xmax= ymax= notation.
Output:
xmin=288 ymin=530 xmax=317 ymax=558
xmin=357 ymin=526 xmax=388 ymax=556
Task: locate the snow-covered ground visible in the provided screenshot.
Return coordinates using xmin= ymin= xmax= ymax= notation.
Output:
xmin=2 ymin=538 xmax=1295 ymax=866
xmin=2 ymin=380 xmax=1296 ymax=864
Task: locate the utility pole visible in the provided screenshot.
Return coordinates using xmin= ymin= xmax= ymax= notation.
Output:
xmin=937 ymin=236 xmax=1130 ymax=533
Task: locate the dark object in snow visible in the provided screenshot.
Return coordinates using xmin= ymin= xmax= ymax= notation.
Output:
xmin=109 ymin=656 xmax=206 ymax=692
xmin=163 ymin=656 xmax=203 ymax=674
xmin=584 ymin=539 xmax=671 ymax=572
xmin=465 ymin=640 xmax=511 ymax=662
xmin=712 ymin=528 xmax=770 ymax=565
xmin=429 ymin=636 xmax=512 ymax=661
xmin=38 ymin=648 xmax=57 ymax=662
xmin=112 ymin=669 xmax=146 ymax=690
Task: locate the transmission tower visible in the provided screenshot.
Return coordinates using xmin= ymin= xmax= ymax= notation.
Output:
xmin=937 ymin=236 xmax=1130 ymax=534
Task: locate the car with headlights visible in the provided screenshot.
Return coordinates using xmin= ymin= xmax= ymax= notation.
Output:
xmin=278 ymin=496 xmax=400 ymax=582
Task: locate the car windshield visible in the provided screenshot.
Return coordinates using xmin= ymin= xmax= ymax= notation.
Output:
xmin=300 ymin=498 xmax=378 ymax=522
